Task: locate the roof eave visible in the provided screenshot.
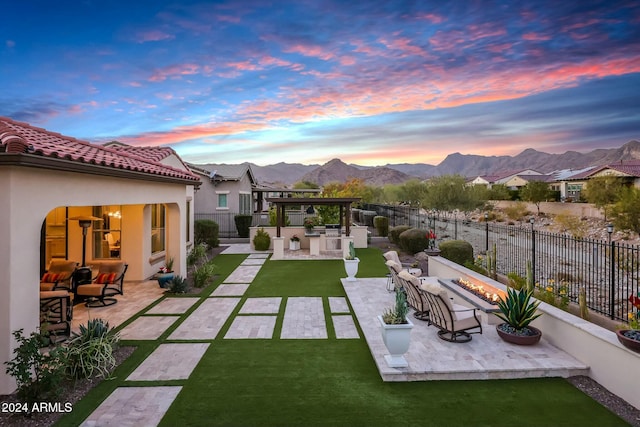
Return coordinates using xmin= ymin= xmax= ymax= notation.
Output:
xmin=0 ymin=153 xmax=201 ymax=186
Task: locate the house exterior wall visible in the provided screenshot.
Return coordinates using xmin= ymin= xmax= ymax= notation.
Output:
xmin=193 ymin=173 xmax=254 ymax=214
xmin=0 ymin=165 xmax=194 ymax=394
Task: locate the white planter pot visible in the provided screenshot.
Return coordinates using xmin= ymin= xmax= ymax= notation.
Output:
xmin=289 ymin=240 xmax=300 ymax=251
xmin=343 ymin=258 xmax=360 ymax=281
xmin=378 ymin=315 xmax=414 ymax=368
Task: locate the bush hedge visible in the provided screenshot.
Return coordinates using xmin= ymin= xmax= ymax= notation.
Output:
xmin=194 ymin=219 xmax=219 ymax=247
xmin=439 ymin=240 xmax=474 ymax=266
xmin=373 ymin=216 xmax=389 ymax=237
xmin=398 ymin=228 xmax=429 ymax=254
xmin=253 ymin=227 xmax=271 ymax=251
xmin=388 ymin=225 xmax=412 ymax=244
xmin=234 ymin=215 xmax=253 ymax=238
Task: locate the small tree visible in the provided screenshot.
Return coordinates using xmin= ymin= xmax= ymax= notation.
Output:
xmin=520 ymin=181 xmax=551 ymax=216
xmin=611 ymin=186 xmax=640 ymax=234
xmin=582 ymin=176 xmax=625 ymax=221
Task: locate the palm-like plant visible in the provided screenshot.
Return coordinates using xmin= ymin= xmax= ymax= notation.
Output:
xmin=496 ymin=287 xmax=542 ymax=331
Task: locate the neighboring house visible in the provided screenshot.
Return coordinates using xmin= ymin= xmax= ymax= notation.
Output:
xmin=188 ymin=163 xmax=257 ymax=214
xmin=468 ymin=169 xmax=544 ymax=189
xmin=560 ymin=160 xmax=640 ymax=201
xmin=0 ymin=117 xmax=200 ymax=394
xmin=502 ymin=174 xmax=553 ymax=191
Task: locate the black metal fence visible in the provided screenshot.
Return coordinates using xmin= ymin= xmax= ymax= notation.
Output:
xmin=363 ymin=203 xmax=640 ymax=323
xmin=195 ymin=211 xmax=307 ymax=238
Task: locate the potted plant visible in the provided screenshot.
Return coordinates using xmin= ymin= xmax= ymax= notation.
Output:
xmin=424 ymin=229 xmax=440 ymax=256
xmin=495 ymin=287 xmax=542 ymax=345
xmin=304 ymin=216 xmax=320 ymax=234
xmin=289 ymin=234 xmax=300 ymax=251
xmin=343 ymin=241 xmax=360 ymax=281
xmin=617 ymin=293 xmax=640 ymax=352
xmin=378 ymin=290 xmax=413 ymax=367
xmin=156 ymin=256 xmax=175 ymax=288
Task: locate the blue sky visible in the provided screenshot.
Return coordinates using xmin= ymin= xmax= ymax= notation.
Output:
xmin=1 ymin=0 xmax=639 ymax=166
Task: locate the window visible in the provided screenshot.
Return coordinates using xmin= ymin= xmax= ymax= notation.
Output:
xmin=217 ymin=192 xmax=228 ymax=209
xmin=151 ymin=204 xmax=166 ymax=254
xmin=239 ymin=192 xmax=251 ymax=214
xmin=92 ymin=205 xmax=121 ymax=259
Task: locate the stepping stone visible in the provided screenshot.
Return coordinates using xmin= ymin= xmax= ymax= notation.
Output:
xmin=225 ymin=265 xmax=262 ymax=283
xmin=239 ymin=297 xmax=282 ymax=314
xmin=146 ymin=297 xmax=199 ymax=314
xmin=333 ymin=315 xmax=360 ymax=339
xmin=80 ymin=386 xmax=181 ymax=427
xmin=329 ymin=297 xmax=350 ymax=313
xmin=225 ymin=316 xmax=277 ymax=339
xmin=241 ymin=257 xmax=267 ymax=266
xmin=212 ymin=284 xmax=250 ymax=296
xmin=169 ymin=298 xmax=240 ymax=340
xmin=248 ymin=253 xmax=270 ymax=259
xmin=119 ymin=316 xmax=180 ymax=340
xmin=127 ymin=343 xmax=210 ymax=381
xmin=281 ymin=297 xmax=327 ymax=339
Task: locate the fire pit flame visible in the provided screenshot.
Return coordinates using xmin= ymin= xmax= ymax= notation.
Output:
xmin=456 ymin=278 xmax=504 ymax=305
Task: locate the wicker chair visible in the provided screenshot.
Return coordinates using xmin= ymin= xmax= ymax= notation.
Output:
xmin=75 ymin=261 xmax=128 ymax=307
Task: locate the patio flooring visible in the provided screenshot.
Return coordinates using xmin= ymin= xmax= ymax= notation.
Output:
xmin=75 ymin=243 xmax=590 ymax=426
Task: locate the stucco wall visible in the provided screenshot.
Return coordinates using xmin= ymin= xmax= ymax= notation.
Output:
xmin=493 ymin=200 xmax=604 ymax=219
xmin=0 ymin=165 xmax=193 ymax=394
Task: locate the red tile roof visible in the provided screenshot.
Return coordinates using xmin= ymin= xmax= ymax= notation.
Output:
xmin=566 ymin=160 xmax=640 ymax=180
xmin=0 ymin=117 xmax=199 ymax=183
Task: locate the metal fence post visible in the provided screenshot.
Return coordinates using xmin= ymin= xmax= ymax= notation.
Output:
xmin=485 ymin=213 xmax=489 ymax=252
xmin=610 ymin=240 xmax=616 ymax=319
xmin=530 ymin=217 xmax=536 ymax=286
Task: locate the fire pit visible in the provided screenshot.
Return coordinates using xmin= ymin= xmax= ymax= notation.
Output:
xmin=453 ymin=278 xmax=505 ymax=305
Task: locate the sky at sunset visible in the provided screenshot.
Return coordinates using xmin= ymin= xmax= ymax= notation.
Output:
xmin=2 ymin=0 xmax=639 ymax=166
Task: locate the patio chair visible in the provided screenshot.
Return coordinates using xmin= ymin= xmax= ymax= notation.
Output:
xmin=420 ymin=280 xmax=482 ymax=343
xmin=40 ymin=290 xmax=72 ymax=342
xmin=397 ymin=270 xmax=431 ymax=322
xmin=40 ymin=259 xmax=77 ymax=292
xmin=75 ymin=261 xmax=128 ymax=307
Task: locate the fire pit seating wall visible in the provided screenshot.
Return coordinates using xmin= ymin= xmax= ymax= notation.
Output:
xmin=427 ymin=255 xmax=640 ymax=411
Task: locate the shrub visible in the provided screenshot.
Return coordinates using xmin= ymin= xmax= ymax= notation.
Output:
xmin=4 ymin=329 xmax=67 ymax=406
xmin=388 ymin=225 xmax=412 ymax=244
xmin=373 ymin=216 xmax=389 ymax=237
xmin=193 ymin=260 xmax=218 ymax=288
xmin=234 ymin=215 xmax=253 ymax=238
xmin=194 ymin=219 xmax=219 ymax=247
xmin=398 ymin=228 xmax=429 ymax=254
xmin=187 ymin=243 xmax=208 ymax=267
xmin=167 ymin=275 xmax=189 ymax=294
xmin=64 ymin=318 xmax=119 ymax=380
xmin=554 ymin=212 xmax=588 ymax=238
xmin=253 ymin=227 xmax=271 ymax=251
xmin=504 ymin=202 xmax=529 ymax=221
xmin=439 ymin=240 xmax=474 ymax=265
xmin=269 ymin=206 xmax=290 ymax=226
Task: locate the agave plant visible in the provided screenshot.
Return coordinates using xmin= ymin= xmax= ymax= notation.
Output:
xmin=495 ymin=287 xmax=542 ymax=331
xmin=382 ymin=290 xmax=409 ymax=325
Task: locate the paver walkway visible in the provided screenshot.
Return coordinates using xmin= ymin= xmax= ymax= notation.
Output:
xmin=83 ymin=248 xmax=362 ymax=425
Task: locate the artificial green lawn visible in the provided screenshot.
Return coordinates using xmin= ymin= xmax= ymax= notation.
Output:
xmin=56 ymin=249 xmax=629 ymax=427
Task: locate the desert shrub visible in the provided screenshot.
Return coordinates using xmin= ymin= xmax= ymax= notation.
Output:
xmin=234 ymin=215 xmax=253 ymax=238
xmin=167 ymin=275 xmax=189 ymax=294
xmin=194 ymin=219 xmax=219 ymax=247
xmin=398 ymin=228 xmax=429 ymax=254
xmin=439 ymin=240 xmax=474 ymax=266
xmin=504 ymin=202 xmax=529 ymax=221
xmin=388 ymin=225 xmax=412 ymax=244
xmin=187 ymin=243 xmax=208 ymax=267
xmin=64 ymin=318 xmax=119 ymax=380
xmin=554 ymin=212 xmax=588 ymax=238
xmin=193 ymin=260 xmax=218 ymax=288
xmin=4 ymin=329 xmax=67 ymax=406
xmin=253 ymin=227 xmax=271 ymax=251
xmin=373 ymin=216 xmax=389 ymax=237
xmin=507 ymin=272 xmax=527 ymax=291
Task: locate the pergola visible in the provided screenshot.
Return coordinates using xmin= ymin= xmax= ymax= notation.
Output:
xmin=265 ymin=197 xmax=361 ymax=237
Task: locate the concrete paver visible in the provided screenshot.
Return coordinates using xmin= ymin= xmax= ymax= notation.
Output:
xmin=119 ymin=316 xmax=180 ymax=341
xmin=146 ymin=297 xmax=200 ymax=314
xmin=126 ymin=343 xmax=210 ymax=381
xmin=168 ymin=298 xmax=240 ymax=340
xmin=225 ymin=316 xmax=277 ymax=339
xmin=281 ymin=297 xmax=327 ymax=339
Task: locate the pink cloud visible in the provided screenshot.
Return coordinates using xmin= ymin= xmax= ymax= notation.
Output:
xmin=522 ymin=32 xmax=551 ymax=41
xmin=414 ymin=13 xmax=444 ymax=24
xmin=134 ymin=30 xmax=175 ymax=43
xmin=284 ymin=43 xmax=335 ymax=61
xmin=148 ymin=63 xmax=200 ymax=82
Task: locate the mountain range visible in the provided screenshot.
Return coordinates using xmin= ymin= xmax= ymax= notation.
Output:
xmin=249 ymin=140 xmax=640 ymax=186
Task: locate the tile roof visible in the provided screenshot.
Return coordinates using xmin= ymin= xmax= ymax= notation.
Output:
xmin=565 ymin=160 xmax=640 ymax=180
xmin=0 ymin=117 xmax=199 ymax=183
xmin=187 ymin=162 xmax=256 ymax=183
